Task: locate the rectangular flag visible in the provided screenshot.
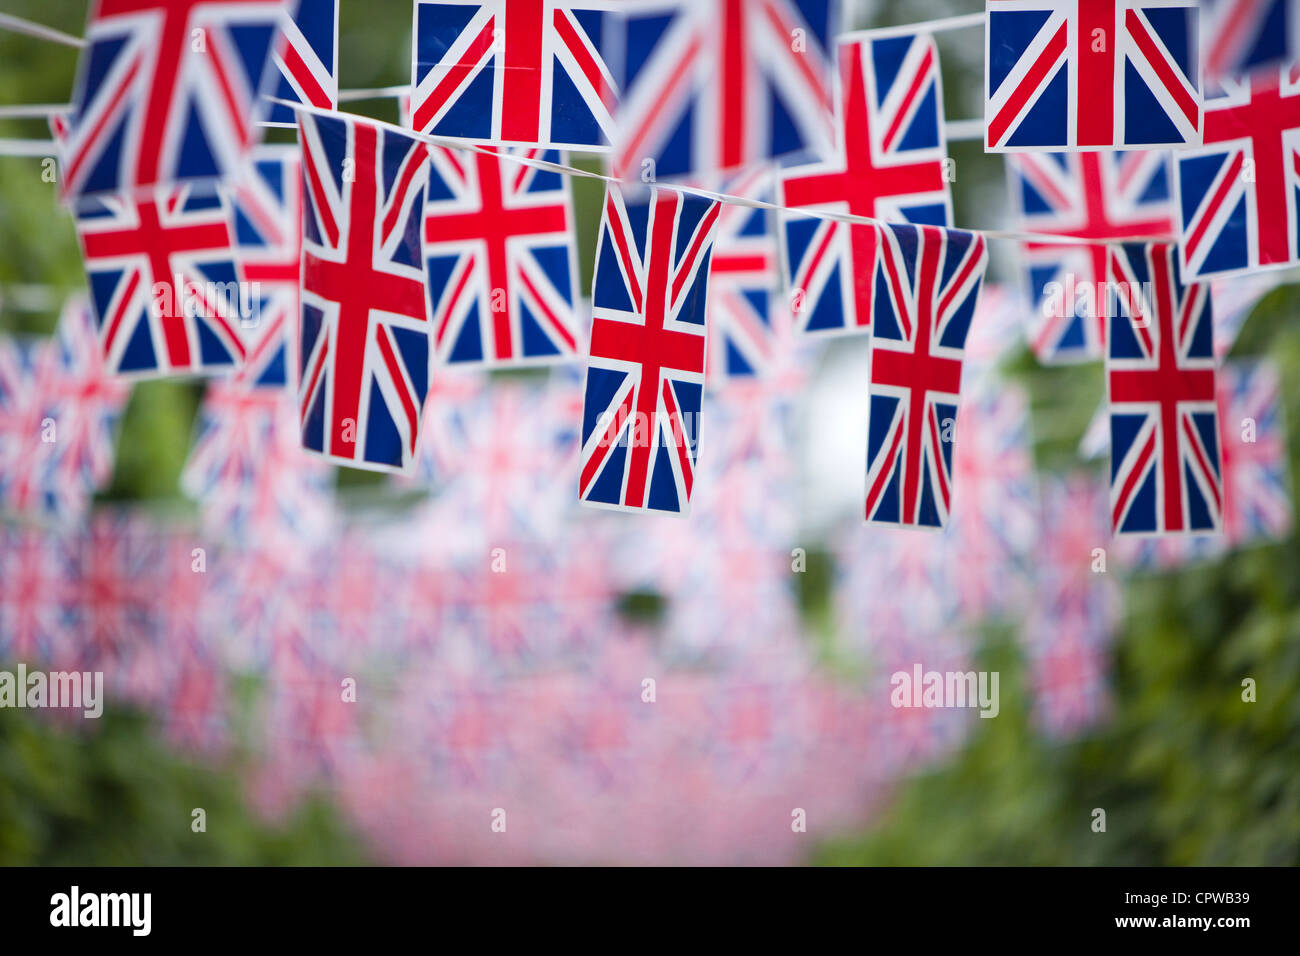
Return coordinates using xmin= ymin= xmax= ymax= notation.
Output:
xmin=609 ymin=0 xmax=838 ymax=180
xmin=1009 ymin=150 xmax=1174 ymax=362
xmin=423 ymin=145 xmax=581 ymax=366
xmin=228 ymin=145 xmax=302 ymax=388
xmin=60 ymin=0 xmax=282 ymax=199
xmin=73 ymin=185 xmax=249 ymax=378
xmin=1201 ymin=0 xmax=1298 ymax=82
xmin=702 ymin=166 xmax=783 ymax=383
xmin=262 ymin=0 xmax=339 ymax=127
xmin=297 ymin=111 xmax=432 ymax=474
xmin=778 ymin=29 xmax=952 ymax=336
xmin=411 ymin=0 xmax=618 ymax=150
xmin=1217 ymin=359 xmax=1293 ymax=546
xmin=1174 ymin=65 xmax=1300 ymax=279
xmin=864 ymin=223 xmax=988 ymax=529
xmin=1106 ymin=242 xmax=1221 ymax=535
xmin=579 ymin=185 xmax=721 ymax=515
xmin=984 ymin=0 xmax=1202 ymax=151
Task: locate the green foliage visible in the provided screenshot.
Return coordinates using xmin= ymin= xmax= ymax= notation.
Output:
xmin=0 ymin=706 xmax=369 ymax=865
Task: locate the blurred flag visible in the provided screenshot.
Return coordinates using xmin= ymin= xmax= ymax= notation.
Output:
xmin=424 ymin=146 xmax=581 ymax=367
xmin=228 ymin=145 xmax=303 ymax=389
xmin=778 ymin=29 xmax=952 ymax=337
xmin=1218 ymin=359 xmax=1293 ymax=545
xmin=865 ymin=224 xmax=988 ymax=529
xmin=1106 ymin=243 xmax=1221 ymax=535
xmin=60 ymin=0 xmax=280 ymax=199
xmin=609 ymin=0 xmax=837 ymax=180
xmin=984 ymin=0 xmax=1202 ymax=150
xmin=579 ymin=186 xmax=720 ymax=515
xmin=1176 ymin=65 xmax=1300 ymax=280
xmin=297 ymin=111 xmax=431 ymax=473
xmin=1009 ymin=151 xmax=1174 ymax=364
xmin=948 ymin=383 xmax=1038 ymax=619
xmin=1200 ymin=0 xmax=1298 ymax=82
xmin=701 ymin=166 xmax=784 ymax=383
xmin=0 ymin=525 xmax=77 ymax=665
xmin=262 ymin=0 xmax=339 ymax=127
xmin=0 ymin=301 xmax=129 ymax=519
xmin=182 ymin=382 xmax=334 ymax=544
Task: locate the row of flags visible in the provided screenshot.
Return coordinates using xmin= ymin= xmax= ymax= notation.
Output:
xmin=16 ymin=0 xmax=1292 ymax=535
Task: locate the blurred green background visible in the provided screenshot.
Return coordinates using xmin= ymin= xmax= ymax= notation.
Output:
xmin=1 ymin=0 xmax=1297 ymax=866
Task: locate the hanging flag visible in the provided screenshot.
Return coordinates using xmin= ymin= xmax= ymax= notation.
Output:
xmin=984 ymin=0 xmax=1202 ymax=151
xmin=1175 ymin=65 xmax=1300 ymax=279
xmin=0 ymin=336 xmax=61 ymax=515
xmin=579 ymin=185 xmax=721 ymax=515
xmin=1217 ymin=359 xmax=1293 ymax=546
xmin=701 ymin=167 xmax=784 ymax=382
xmin=182 ymin=383 xmax=334 ymax=544
xmin=60 ymin=0 xmax=281 ymax=200
xmin=1106 ymin=242 xmax=1221 ymax=535
xmin=229 ymin=145 xmax=303 ymax=388
xmin=864 ymin=223 xmax=988 ymax=529
xmin=297 ymin=111 xmax=432 ymax=474
xmin=1210 ymin=271 xmax=1284 ymax=358
xmin=71 ymin=185 xmax=248 ymax=378
xmin=43 ymin=298 xmax=132 ymax=512
xmin=1009 ymin=151 xmax=1174 ymax=363
xmin=947 ymin=384 xmax=1038 ymax=619
xmin=778 ymin=29 xmax=952 ymax=336
xmin=1201 ymin=0 xmax=1298 ymax=83
xmin=262 ymin=0 xmax=339 ymax=127
xmin=609 ymin=0 xmax=837 ymax=181
xmin=0 ymin=525 xmax=77 ymax=665
xmin=410 ymin=0 xmax=617 ymax=150
xmin=424 ymin=146 xmax=580 ymax=367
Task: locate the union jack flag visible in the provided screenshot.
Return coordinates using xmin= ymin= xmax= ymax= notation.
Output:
xmin=1107 ymin=242 xmax=1221 ymax=535
xmin=0 ymin=336 xmax=61 ymax=516
xmin=61 ymin=0 xmax=282 ymax=199
xmin=1211 ymin=271 xmax=1284 ymax=358
xmin=1025 ymin=622 xmax=1111 ymax=736
xmin=579 ymin=185 xmax=721 ymax=515
xmin=44 ymin=299 xmax=132 ymax=514
xmin=73 ymin=185 xmax=249 ymax=378
xmin=297 ymin=112 xmax=432 ymax=474
xmin=700 ymin=167 xmax=783 ymax=382
xmin=411 ymin=0 xmax=617 ymax=150
xmin=1217 ymin=359 xmax=1293 ymax=545
xmin=182 ymin=383 xmax=334 ymax=544
xmin=947 ymin=384 xmax=1038 ymax=619
xmin=984 ymin=0 xmax=1202 ymax=151
xmin=778 ymin=29 xmax=952 ymax=336
xmin=229 ymin=145 xmax=302 ymax=388
xmin=66 ymin=510 xmax=161 ymax=671
xmin=0 ymin=526 xmax=77 ymax=665
xmin=864 ymin=223 xmax=988 ymax=529
xmin=1009 ymin=150 xmax=1174 ymax=362
xmin=424 ymin=146 xmax=580 ymax=366
xmin=610 ymin=0 xmax=837 ymax=181
xmin=263 ymin=0 xmax=339 ymax=127
xmin=1175 ymin=65 xmax=1300 ymax=280
xmin=1201 ymin=0 xmax=1298 ymax=82
xmin=1 ymin=302 xmax=129 ymax=521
